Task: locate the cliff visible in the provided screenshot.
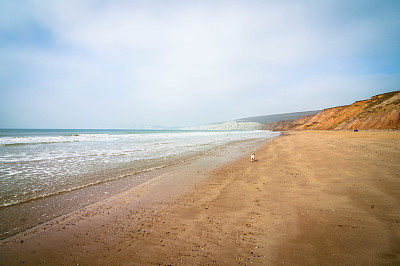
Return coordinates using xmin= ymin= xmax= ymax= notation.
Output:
xmin=181 ymin=121 xmax=264 ymax=131
xmin=264 ymin=90 xmax=400 ymax=131
xmin=236 ymin=110 xmax=321 ymax=124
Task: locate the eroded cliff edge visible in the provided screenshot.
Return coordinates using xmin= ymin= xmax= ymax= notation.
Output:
xmin=264 ymin=90 xmax=400 ymax=131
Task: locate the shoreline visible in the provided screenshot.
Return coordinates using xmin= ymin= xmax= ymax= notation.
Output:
xmin=1 ymin=131 xmax=399 ymax=265
xmin=0 ymin=136 xmax=273 ymax=240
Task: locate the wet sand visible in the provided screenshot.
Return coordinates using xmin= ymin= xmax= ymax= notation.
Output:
xmin=0 ymin=138 xmax=270 ymax=240
xmin=1 ymin=131 xmax=399 ymax=265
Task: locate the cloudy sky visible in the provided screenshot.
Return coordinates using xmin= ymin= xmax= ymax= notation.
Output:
xmin=0 ymin=0 xmax=399 ymax=128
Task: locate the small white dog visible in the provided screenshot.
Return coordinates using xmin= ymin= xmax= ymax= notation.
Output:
xmin=251 ymin=153 xmax=255 ymax=162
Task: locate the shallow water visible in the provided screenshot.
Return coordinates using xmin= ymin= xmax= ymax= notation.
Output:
xmin=0 ymin=129 xmax=279 ymax=238
xmin=0 ymin=129 xmax=278 ymax=207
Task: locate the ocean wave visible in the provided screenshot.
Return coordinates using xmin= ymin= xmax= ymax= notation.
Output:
xmin=0 ymin=140 xmax=79 ymax=147
xmin=0 ymin=133 xmax=117 ymax=147
xmin=0 ymin=142 xmax=231 ymax=208
xmin=0 ymin=130 xmax=279 ymax=208
xmin=0 ymin=159 xmax=186 ymax=208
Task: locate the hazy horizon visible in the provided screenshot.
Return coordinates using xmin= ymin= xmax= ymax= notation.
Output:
xmin=1 ymin=1 xmax=399 ymax=129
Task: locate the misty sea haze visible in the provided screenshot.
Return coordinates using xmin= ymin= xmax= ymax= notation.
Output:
xmin=0 ymin=129 xmax=278 ymax=208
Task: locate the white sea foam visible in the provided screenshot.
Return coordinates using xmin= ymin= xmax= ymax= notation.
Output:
xmin=0 ymin=129 xmax=279 ymax=207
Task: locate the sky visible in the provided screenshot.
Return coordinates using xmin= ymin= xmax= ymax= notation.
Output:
xmin=0 ymin=0 xmax=399 ymax=129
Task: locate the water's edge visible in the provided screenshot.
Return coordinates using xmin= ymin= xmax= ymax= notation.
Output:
xmin=0 ymin=136 xmax=278 ymax=240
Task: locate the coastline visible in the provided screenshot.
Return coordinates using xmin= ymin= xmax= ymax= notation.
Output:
xmin=0 ymin=135 xmax=272 ymax=240
xmin=1 ymin=131 xmax=400 ymax=265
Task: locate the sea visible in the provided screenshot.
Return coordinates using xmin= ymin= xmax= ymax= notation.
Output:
xmin=0 ymin=128 xmax=279 ymax=238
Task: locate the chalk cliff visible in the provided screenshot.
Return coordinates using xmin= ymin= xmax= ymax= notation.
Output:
xmin=182 ymin=121 xmax=264 ymax=131
xmin=264 ymin=90 xmax=400 ymax=131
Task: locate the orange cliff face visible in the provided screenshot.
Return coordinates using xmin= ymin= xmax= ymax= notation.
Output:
xmin=264 ymin=90 xmax=400 ymax=131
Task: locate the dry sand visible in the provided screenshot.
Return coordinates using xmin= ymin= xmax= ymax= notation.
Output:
xmin=1 ymin=131 xmax=399 ymax=265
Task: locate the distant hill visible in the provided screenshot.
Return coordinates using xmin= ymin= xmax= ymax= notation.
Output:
xmin=264 ymin=90 xmax=400 ymax=131
xmin=181 ymin=121 xmax=264 ymax=130
xmin=181 ymin=111 xmax=321 ymax=131
xmin=236 ymin=110 xmax=321 ymax=124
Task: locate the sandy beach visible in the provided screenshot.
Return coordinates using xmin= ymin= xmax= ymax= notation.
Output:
xmin=1 ymin=131 xmax=399 ymax=265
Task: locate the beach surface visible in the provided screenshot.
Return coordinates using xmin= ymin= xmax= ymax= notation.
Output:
xmin=1 ymin=131 xmax=399 ymax=265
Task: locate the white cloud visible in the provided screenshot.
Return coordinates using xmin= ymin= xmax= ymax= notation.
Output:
xmin=1 ymin=0 xmax=399 ymax=128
